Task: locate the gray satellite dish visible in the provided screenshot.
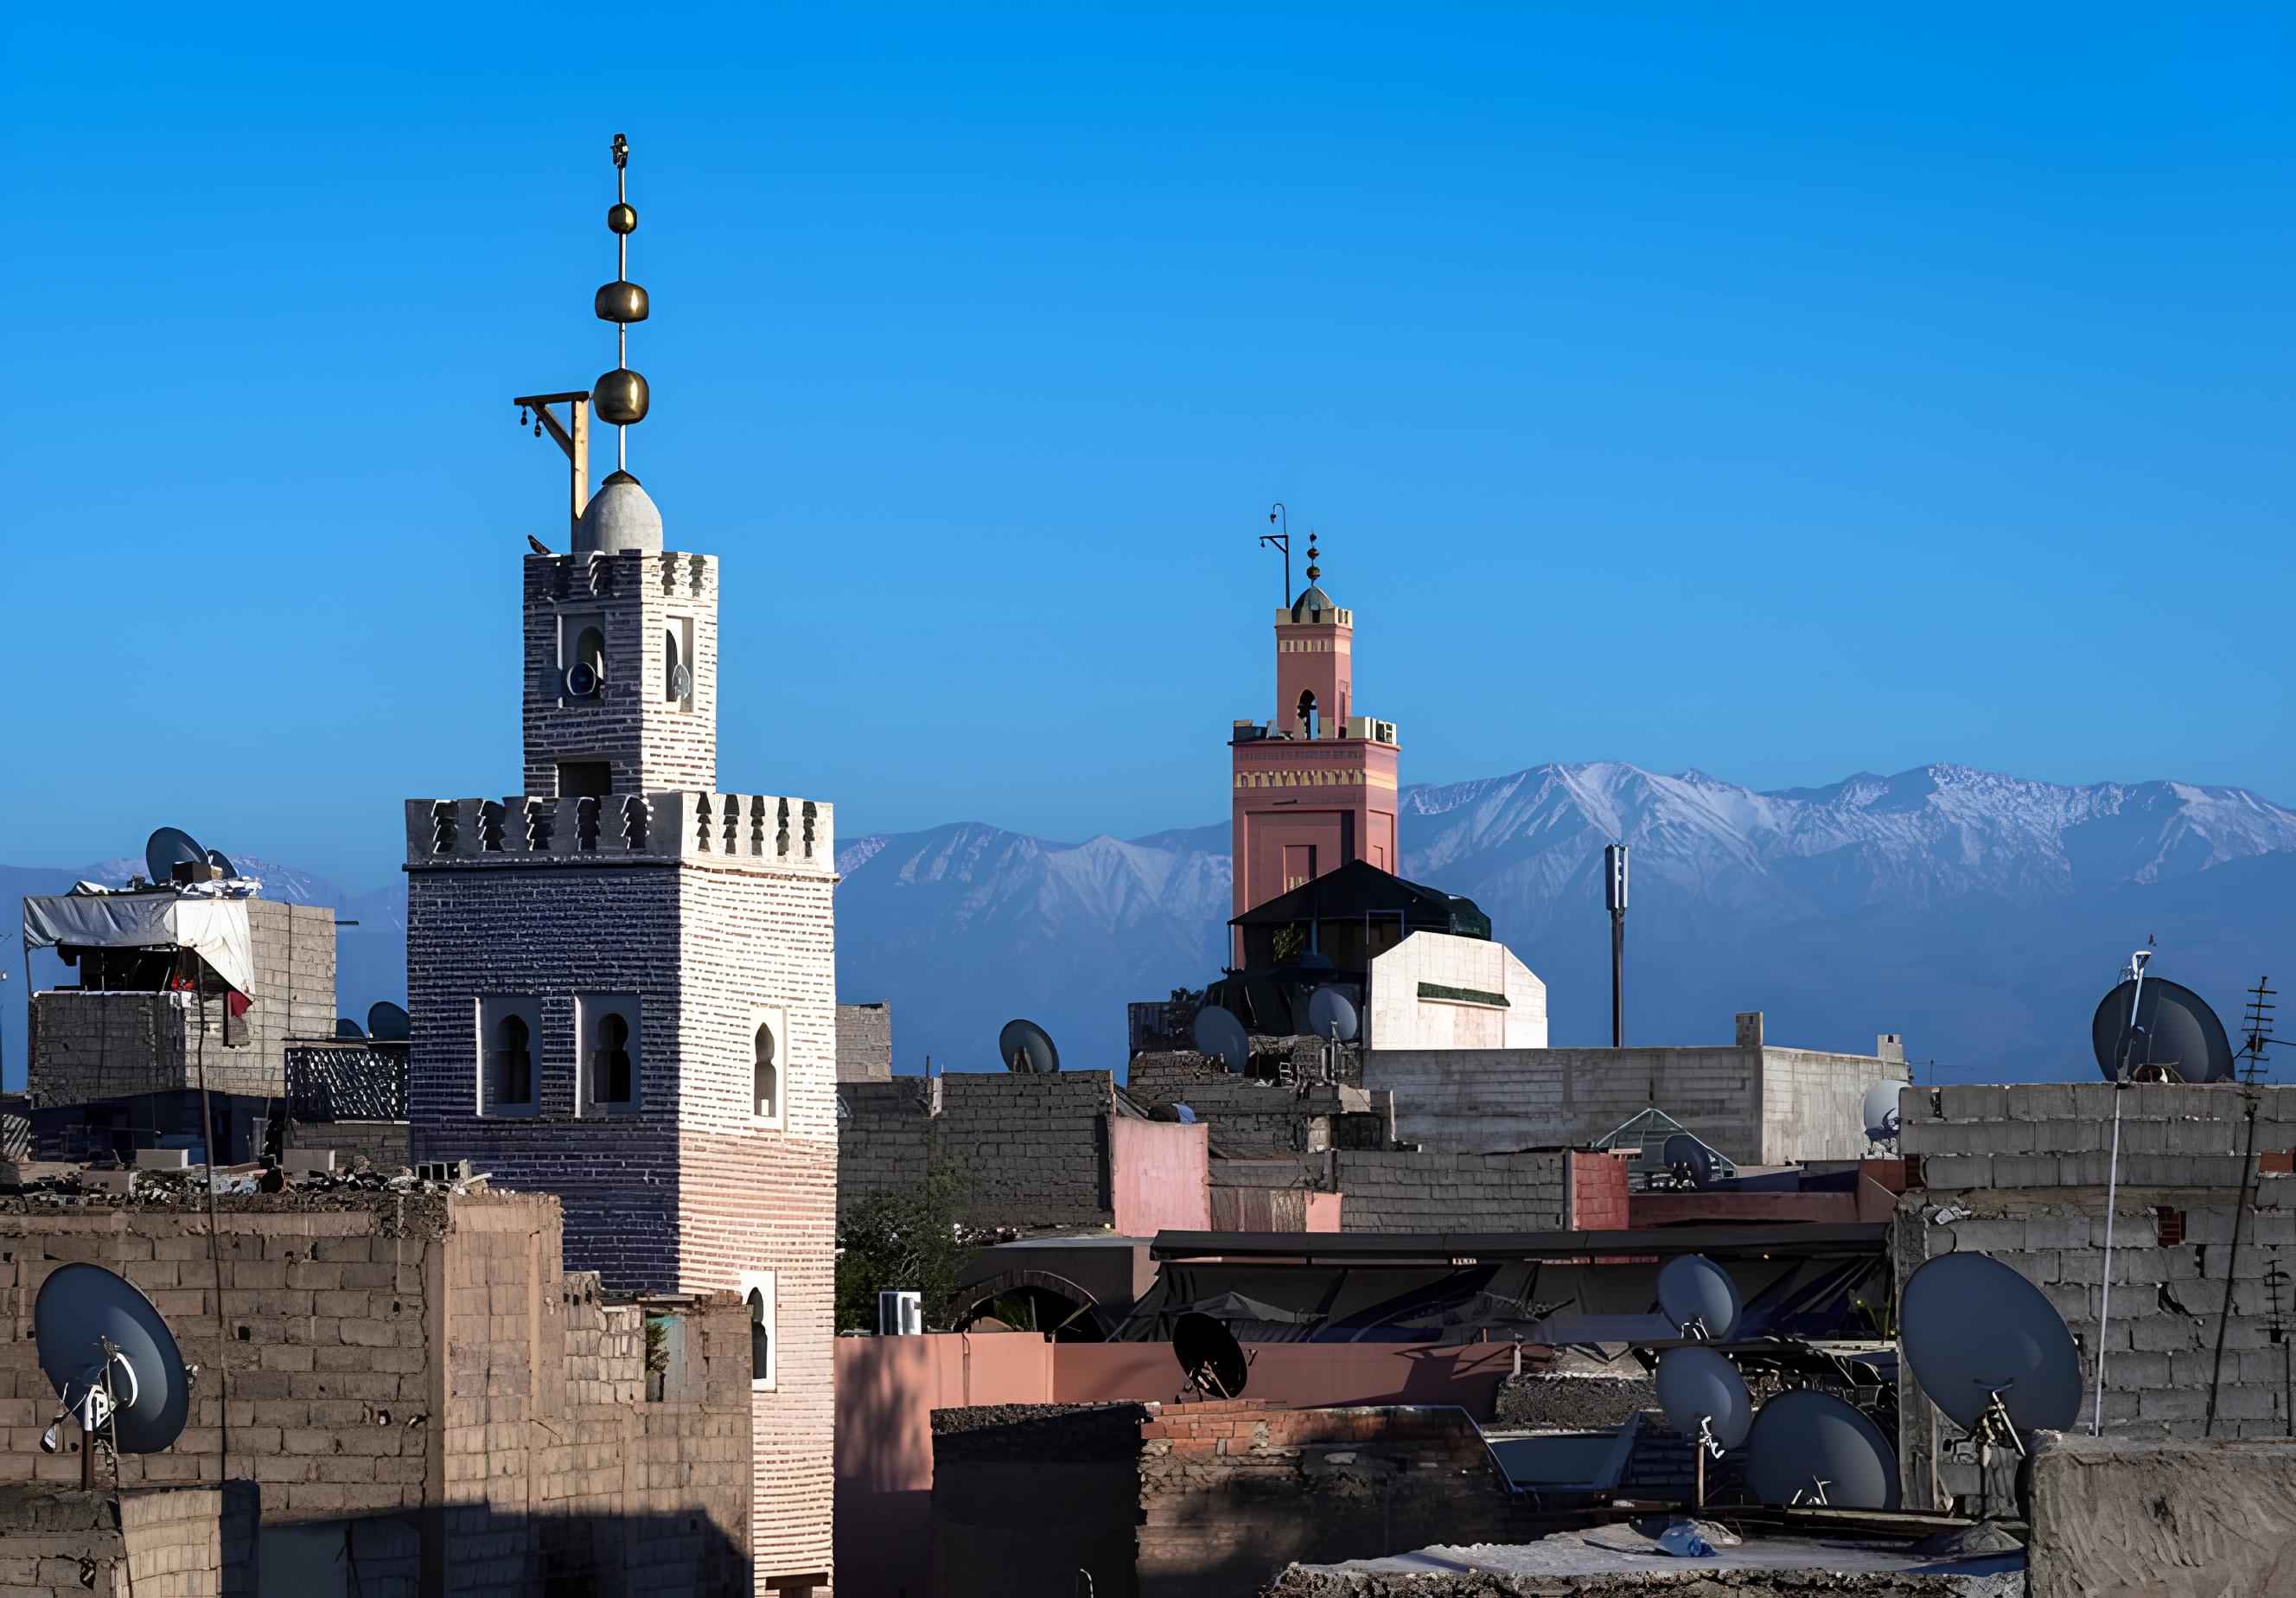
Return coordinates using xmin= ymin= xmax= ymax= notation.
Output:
xmin=1173 ymin=1312 xmax=1249 ymax=1399
xmin=2092 ymin=977 xmax=2235 ymax=1083
xmin=1862 ymin=1081 xmax=1903 ymax=1143
xmin=203 ymin=848 xmax=239 ymax=880
xmin=1655 ymin=1345 xmax=1751 ymax=1450
xmin=35 ymin=1262 xmax=194 ymax=1455
xmin=144 ymin=827 xmax=207 ymax=885
xmin=997 ymin=1018 xmax=1061 ymax=1075
xmin=1899 ymin=1253 xmax=2081 ymax=1435
xmin=1306 ymin=987 xmax=1359 ymax=1044
xmin=1746 ymin=1390 xmax=1901 ymax=1510
xmin=1656 ymin=1253 xmax=1742 ymax=1342
xmin=1192 ymin=1005 xmax=1250 ymax=1071
xmin=367 ymin=1001 xmax=411 ymax=1042
xmin=335 ymin=1018 xmax=366 ymax=1039
xmin=1661 ymin=1132 xmax=1715 ymax=1190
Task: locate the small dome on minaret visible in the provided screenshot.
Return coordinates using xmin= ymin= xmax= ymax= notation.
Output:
xmin=574 ymin=470 xmax=663 ymax=554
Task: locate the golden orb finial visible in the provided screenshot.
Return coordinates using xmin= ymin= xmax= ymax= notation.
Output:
xmin=596 ymin=132 xmax=648 ymax=464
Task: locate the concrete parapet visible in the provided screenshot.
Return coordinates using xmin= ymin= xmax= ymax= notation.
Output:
xmin=2029 ymin=1430 xmax=2296 ymax=1598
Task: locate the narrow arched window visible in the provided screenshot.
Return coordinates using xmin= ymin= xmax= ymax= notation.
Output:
xmin=491 ymin=1014 xmax=533 ymax=1106
xmin=664 ymin=626 xmax=683 ymax=702
xmin=596 ymin=1012 xmax=633 ymax=1104
xmin=753 ymin=1022 xmax=779 ymax=1121
xmin=1297 ymin=689 xmax=1318 ymax=740
xmin=748 ymin=1288 xmax=770 ymax=1382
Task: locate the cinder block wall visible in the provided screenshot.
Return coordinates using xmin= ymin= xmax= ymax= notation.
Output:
xmin=0 ymin=1191 xmax=753 ymax=1595
xmin=838 ymin=1072 xmax=1119 ymax=1230
xmin=1330 ymin=1149 xmax=1571 ymax=1232
xmin=1368 ymin=1044 xmax=1902 ymax=1166
xmin=834 ymin=1002 xmax=892 ymax=1081
xmin=1897 ymin=1080 xmax=2296 ymax=1510
xmin=0 ymin=1483 xmax=225 ymax=1598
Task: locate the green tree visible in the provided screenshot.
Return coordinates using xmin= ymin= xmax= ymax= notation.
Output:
xmin=835 ymin=1165 xmax=986 ymax=1332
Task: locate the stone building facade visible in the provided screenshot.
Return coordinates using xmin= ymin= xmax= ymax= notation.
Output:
xmin=405 ymin=482 xmax=837 ymax=1590
xmin=0 ymin=1188 xmax=751 ymax=1595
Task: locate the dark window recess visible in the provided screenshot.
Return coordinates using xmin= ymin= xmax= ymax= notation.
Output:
xmin=2155 ymin=1205 xmax=2186 ymax=1246
xmin=596 ymin=1013 xmax=634 ymax=1104
xmin=748 ymin=1288 xmax=771 ymax=1382
xmin=489 ymin=1015 xmax=533 ymax=1106
xmin=558 ymin=761 xmax=612 ymax=798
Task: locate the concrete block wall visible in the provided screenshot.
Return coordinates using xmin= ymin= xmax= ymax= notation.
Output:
xmin=838 ymin=1071 xmax=1119 ymax=1232
xmin=835 ymin=1001 xmax=892 ymax=1081
xmin=1364 ymin=930 xmax=1547 ymax=1051
xmin=0 ymin=1191 xmax=754 ymax=1596
xmin=0 ymin=1484 xmax=226 ymax=1598
xmin=1896 ymin=1081 xmax=2296 ymax=1511
xmin=1329 ymin=1149 xmax=1571 ymax=1233
xmin=1369 ymin=1043 xmax=1904 ymax=1166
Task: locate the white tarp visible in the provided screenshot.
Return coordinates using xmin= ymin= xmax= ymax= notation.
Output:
xmin=21 ymin=892 xmax=256 ymax=997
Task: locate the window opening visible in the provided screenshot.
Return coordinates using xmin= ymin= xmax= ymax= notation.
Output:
xmin=1297 ymin=689 xmax=1318 ymax=740
xmin=748 ymin=1288 xmax=770 ymax=1381
xmin=754 ymin=1022 xmax=779 ymax=1120
xmin=490 ymin=1014 xmax=533 ymax=1106
xmin=593 ymin=1012 xmax=634 ymax=1105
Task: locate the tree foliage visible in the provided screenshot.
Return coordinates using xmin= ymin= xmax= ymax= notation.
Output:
xmin=834 ymin=1165 xmax=989 ymax=1333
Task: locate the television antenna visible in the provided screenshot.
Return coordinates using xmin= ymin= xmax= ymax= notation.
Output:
xmin=2239 ymin=977 xmax=2280 ymax=1083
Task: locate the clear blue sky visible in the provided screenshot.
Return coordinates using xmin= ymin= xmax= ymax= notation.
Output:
xmin=7 ymin=6 xmax=2293 ymax=892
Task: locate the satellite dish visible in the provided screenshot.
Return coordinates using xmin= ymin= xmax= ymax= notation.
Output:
xmin=144 ymin=827 xmax=207 ymax=885
xmin=1655 ymin=1345 xmax=1751 ymax=1450
xmin=1745 ymin=1390 xmax=1901 ymax=1511
xmin=1862 ymin=1081 xmax=1904 ymax=1143
xmin=1656 ymin=1253 xmax=1743 ymax=1342
xmin=34 ymin=1263 xmax=194 ymax=1454
xmin=669 ymin=662 xmax=693 ymax=700
xmin=203 ymin=849 xmax=239 ymax=880
xmin=1306 ymin=986 xmax=1359 ymax=1044
xmin=1172 ymin=1312 xmax=1248 ymax=1399
xmin=367 ymin=1001 xmax=411 ymax=1042
xmin=1899 ymin=1253 xmax=2082 ymax=1434
xmin=334 ymin=1018 xmax=365 ymax=1039
xmin=1192 ymin=1005 xmax=1250 ymax=1071
xmin=564 ymin=661 xmax=603 ymax=700
xmin=1661 ymin=1132 xmax=1715 ymax=1190
xmin=997 ymin=1018 xmax=1061 ymax=1075
xmin=2092 ymin=976 xmax=2234 ymax=1083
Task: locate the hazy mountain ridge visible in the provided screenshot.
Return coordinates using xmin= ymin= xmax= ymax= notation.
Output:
xmin=7 ymin=763 xmax=2292 ymax=1090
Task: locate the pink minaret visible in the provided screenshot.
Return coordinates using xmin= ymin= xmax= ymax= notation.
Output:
xmin=1228 ymin=537 xmax=1400 ymax=960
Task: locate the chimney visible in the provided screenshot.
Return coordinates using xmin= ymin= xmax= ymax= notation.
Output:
xmin=1877 ymin=1032 xmax=1905 ymax=1063
xmin=1734 ymin=1011 xmax=1764 ymax=1049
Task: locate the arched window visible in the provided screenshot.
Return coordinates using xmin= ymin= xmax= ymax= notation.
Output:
xmin=753 ymin=1021 xmax=779 ymax=1121
xmin=595 ymin=1012 xmax=634 ymax=1104
xmin=1297 ymin=689 xmax=1318 ymax=740
xmin=664 ymin=626 xmax=683 ymax=702
xmin=748 ymin=1288 xmax=770 ymax=1381
xmin=491 ymin=1014 xmax=533 ymax=1106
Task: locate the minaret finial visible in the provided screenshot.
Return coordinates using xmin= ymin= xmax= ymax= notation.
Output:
xmin=592 ymin=132 xmax=650 ymax=472
xmin=1305 ymin=534 xmax=1321 ymax=585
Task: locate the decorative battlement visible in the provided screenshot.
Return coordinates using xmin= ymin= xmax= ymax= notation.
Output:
xmin=405 ymin=791 xmax=834 ymax=873
xmin=1273 ymin=605 xmax=1352 ymax=627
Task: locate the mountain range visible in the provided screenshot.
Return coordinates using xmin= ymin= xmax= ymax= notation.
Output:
xmin=7 ymin=762 xmax=2294 ymax=1089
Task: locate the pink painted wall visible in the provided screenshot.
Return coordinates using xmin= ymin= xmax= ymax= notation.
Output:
xmin=1050 ymin=1339 xmax=1515 ymax=1411
xmin=1110 ymin=1117 xmax=1210 ymax=1236
xmin=1304 ymin=1191 xmax=1343 ymax=1231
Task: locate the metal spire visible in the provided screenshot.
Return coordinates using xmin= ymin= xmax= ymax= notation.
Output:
xmin=591 ymin=132 xmax=650 ymax=470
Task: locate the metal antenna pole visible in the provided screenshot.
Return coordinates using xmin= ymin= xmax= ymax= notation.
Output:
xmin=2094 ymin=947 xmax=2150 ymax=1435
xmin=1261 ymin=504 xmax=1292 ymax=600
xmin=1604 ymin=845 xmax=1629 ymax=1048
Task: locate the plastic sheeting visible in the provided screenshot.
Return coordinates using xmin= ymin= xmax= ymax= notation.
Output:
xmin=21 ymin=892 xmax=255 ymax=998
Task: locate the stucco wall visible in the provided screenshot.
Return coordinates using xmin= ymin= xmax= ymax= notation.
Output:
xmin=1365 ymin=931 xmax=1547 ymax=1051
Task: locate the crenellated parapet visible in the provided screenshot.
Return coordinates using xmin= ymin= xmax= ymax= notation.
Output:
xmin=405 ymin=790 xmax=834 ymax=874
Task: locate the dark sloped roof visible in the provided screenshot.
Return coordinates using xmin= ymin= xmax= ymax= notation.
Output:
xmin=1229 ymin=859 xmax=1490 ymax=940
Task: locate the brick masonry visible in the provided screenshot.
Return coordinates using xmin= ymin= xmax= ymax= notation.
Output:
xmin=0 ymin=1483 xmax=230 ymax=1598
xmin=1328 ymin=1149 xmax=1572 ymax=1233
xmin=0 ymin=1191 xmax=750 ymax=1595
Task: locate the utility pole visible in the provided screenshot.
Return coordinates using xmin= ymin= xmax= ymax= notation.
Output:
xmin=1604 ymin=845 xmax=1629 ymax=1048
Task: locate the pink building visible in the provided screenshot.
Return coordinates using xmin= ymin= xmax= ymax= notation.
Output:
xmin=1229 ymin=539 xmax=1401 ymax=956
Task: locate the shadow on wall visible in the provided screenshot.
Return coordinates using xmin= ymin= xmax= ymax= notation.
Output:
xmin=259 ymin=1505 xmax=751 ymax=1598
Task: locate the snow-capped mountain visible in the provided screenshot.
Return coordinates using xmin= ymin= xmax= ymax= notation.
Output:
xmin=8 ymin=764 xmax=2293 ymax=1090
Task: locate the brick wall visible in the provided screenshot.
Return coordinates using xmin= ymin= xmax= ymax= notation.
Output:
xmin=1329 ymin=1149 xmax=1571 ymax=1233
xmin=835 ymin=1001 xmax=892 ymax=1081
xmin=1897 ymin=1080 xmax=2296 ymax=1510
xmin=0 ymin=1191 xmax=752 ymax=1595
xmin=932 ymin=1399 xmax=1543 ymax=1598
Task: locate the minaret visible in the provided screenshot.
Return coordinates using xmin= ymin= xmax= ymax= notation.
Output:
xmin=1228 ymin=534 xmax=1401 ymax=960
xmin=406 ymin=136 xmax=839 ymax=1590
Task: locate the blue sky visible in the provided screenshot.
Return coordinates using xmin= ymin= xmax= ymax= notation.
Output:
xmin=6 ymin=6 xmax=2293 ymax=892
